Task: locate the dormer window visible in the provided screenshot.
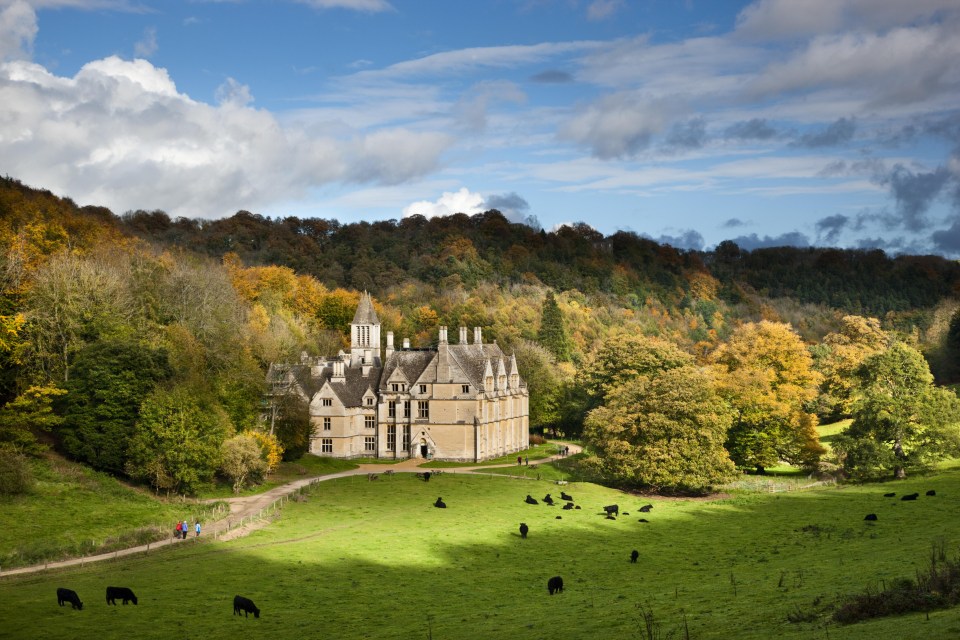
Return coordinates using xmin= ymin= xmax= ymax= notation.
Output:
xmin=365 ymin=397 xmax=374 ymax=405
xmin=462 ymin=384 xmax=470 ymax=394
xmin=419 ymin=384 xmax=427 ymax=394
xmin=391 ymin=383 xmax=404 ymax=392
xmin=322 ymin=398 xmax=332 ymax=407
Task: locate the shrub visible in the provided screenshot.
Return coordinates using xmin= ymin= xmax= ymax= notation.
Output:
xmin=529 ymin=433 xmax=546 ymax=445
xmin=0 ymin=449 xmax=33 ymax=495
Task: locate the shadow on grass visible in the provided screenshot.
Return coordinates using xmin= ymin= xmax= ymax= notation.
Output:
xmin=3 ymin=470 xmax=959 ymax=640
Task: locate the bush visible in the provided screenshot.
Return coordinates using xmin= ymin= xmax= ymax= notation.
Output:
xmin=0 ymin=449 xmax=33 ymax=495
xmin=529 ymin=433 xmax=546 ymax=445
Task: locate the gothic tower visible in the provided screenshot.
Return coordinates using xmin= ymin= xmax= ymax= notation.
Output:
xmin=350 ymin=291 xmax=381 ymax=367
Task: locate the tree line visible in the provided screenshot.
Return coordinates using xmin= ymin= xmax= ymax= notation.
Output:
xmin=1 ymin=175 xmax=959 ymax=497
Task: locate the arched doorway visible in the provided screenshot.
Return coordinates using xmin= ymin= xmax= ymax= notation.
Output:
xmin=420 ymin=438 xmax=428 ymax=458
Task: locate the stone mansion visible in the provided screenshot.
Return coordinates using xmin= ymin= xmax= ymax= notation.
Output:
xmin=266 ymin=293 xmax=529 ymax=462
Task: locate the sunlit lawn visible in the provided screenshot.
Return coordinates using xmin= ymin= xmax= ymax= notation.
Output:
xmin=5 ymin=468 xmax=960 ymax=639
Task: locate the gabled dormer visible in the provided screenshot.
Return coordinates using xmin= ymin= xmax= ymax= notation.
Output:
xmin=483 ymin=358 xmax=494 ymax=391
xmin=508 ymin=353 xmax=519 ymax=389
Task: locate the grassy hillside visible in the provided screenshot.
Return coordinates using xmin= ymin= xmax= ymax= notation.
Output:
xmin=0 ymin=456 xmax=224 ymax=569
xmin=2 ymin=471 xmax=959 ymax=639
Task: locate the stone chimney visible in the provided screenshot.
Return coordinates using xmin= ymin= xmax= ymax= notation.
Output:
xmin=459 ymin=326 xmax=468 ymax=344
xmin=473 ymin=326 xmax=482 ymax=346
xmin=332 ymin=360 xmax=345 ymax=383
xmin=385 ymin=332 xmax=394 ymax=359
xmin=437 ymin=326 xmax=450 ymax=381
xmin=403 ymin=338 xmax=411 ymax=349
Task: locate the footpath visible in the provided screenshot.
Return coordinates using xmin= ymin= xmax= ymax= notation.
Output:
xmin=1 ymin=443 xmax=581 ymax=578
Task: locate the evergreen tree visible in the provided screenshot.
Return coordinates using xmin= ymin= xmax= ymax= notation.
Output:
xmin=537 ymin=291 xmax=571 ymax=361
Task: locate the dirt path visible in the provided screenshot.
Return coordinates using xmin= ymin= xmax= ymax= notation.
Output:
xmin=1 ymin=443 xmax=581 ymax=578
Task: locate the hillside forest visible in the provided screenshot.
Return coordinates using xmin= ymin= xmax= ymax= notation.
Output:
xmin=2 ymin=175 xmax=960 ymax=497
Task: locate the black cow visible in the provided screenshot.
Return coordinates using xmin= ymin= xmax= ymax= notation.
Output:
xmin=638 ymin=518 xmax=649 ymax=523
xmin=525 ymin=495 xmax=539 ymax=505
xmin=56 ymin=588 xmax=83 ymax=610
xmin=519 ymin=523 xmax=529 ymax=539
xmin=562 ymin=502 xmax=574 ymax=510
xmin=631 ymin=549 xmax=639 ymax=563
xmin=106 ymin=586 xmax=138 ymax=605
xmin=864 ymin=514 xmax=878 ymax=521
xmin=434 ymin=497 xmax=447 ymax=508
xmin=927 ymin=490 xmax=937 ymax=496
xmin=638 ymin=504 xmax=653 ymax=513
xmin=543 ymin=494 xmax=555 ymax=506
xmin=233 ymin=595 xmax=260 ymax=618
xmin=555 ymin=515 xmax=562 ymax=520
xmin=560 ymin=492 xmax=573 ymax=502
xmin=883 ymin=492 xmax=896 ymax=498
xmin=574 ymin=505 xmax=581 ymax=510
xmin=547 ymin=576 xmax=564 ymax=595
xmin=901 ymin=493 xmax=919 ymax=501
xmin=603 ymin=504 xmax=619 ymax=517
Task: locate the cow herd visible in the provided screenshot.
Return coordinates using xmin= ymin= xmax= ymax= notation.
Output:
xmin=56 ymin=586 xmax=260 ymax=619
xmin=517 ymin=488 xmax=655 ymax=594
xmin=864 ymin=489 xmax=938 ymax=521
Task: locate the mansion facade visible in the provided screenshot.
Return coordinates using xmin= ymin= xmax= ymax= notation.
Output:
xmin=266 ymin=293 xmax=529 ymax=462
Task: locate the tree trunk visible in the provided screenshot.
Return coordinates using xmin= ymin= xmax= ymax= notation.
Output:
xmin=893 ymin=438 xmax=906 ymax=479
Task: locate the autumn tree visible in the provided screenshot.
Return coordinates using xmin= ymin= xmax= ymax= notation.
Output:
xmin=0 ymin=385 xmax=65 ymax=456
xmin=836 ymin=342 xmax=960 ymax=479
xmin=814 ymin=315 xmax=889 ymax=419
xmin=220 ymin=433 xmax=268 ymax=494
xmin=711 ymin=321 xmax=824 ymax=473
xmin=583 ymin=365 xmax=735 ymax=493
xmin=537 ymin=290 xmax=571 ymax=361
xmin=511 ymin=339 xmax=571 ymax=432
xmin=579 ymin=333 xmax=694 ymax=406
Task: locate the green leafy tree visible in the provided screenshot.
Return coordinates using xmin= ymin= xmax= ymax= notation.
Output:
xmin=580 ymin=333 xmax=693 ymax=406
xmin=583 ymin=366 xmax=736 ymax=493
xmin=843 ymin=342 xmax=960 ymax=479
xmin=0 ymin=385 xmax=66 ymax=456
xmin=271 ymin=390 xmax=313 ymax=461
xmin=220 ymin=433 xmax=268 ymax=494
xmin=126 ymin=385 xmax=233 ymax=494
xmin=814 ymin=315 xmax=889 ymax=419
xmin=512 ymin=339 xmax=568 ymax=432
xmin=60 ymin=339 xmax=171 ymax=473
xmin=711 ymin=321 xmax=824 ymax=473
xmin=537 ymin=291 xmax=571 ymax=361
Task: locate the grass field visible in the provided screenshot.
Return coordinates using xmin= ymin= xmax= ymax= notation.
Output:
xmin=0 ymin=456 xmax=225 ymax=569
xmin=3 ymin=467 xmax=960 ymax=639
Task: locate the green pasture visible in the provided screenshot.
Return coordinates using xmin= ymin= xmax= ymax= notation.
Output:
xmin=197 ymin=456 xmax=359 ymax=499
xmin=4 ymin=470 xmax=960 ymax=639
xmin=419 ymin=442 xmax=562 ymax=468
xmin=0 ymin=457 xmax=223 ymax=570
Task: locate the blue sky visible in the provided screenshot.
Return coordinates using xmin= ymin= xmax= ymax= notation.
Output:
xmin=2 ymin=0 xmax=959 ymax=256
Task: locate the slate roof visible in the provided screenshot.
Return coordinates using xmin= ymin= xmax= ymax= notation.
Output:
xmin=267 ymin=360 xmax=381 ymax=408
xmin=379 ymin=350 xmax=435 ymax=390
xmin=352 ymin=291 xmax=379 ymax=325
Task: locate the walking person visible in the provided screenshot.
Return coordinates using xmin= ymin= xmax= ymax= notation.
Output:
xmin=195 ymin=521 xmax=201 ymax=537
xmin=175 ymin=520 xmax=182 ymax=539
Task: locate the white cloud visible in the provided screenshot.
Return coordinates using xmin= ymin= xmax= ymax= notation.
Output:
xmin=736 ymin=0 xmax=960 ymax=40
xmin=560 ymin=92 xmax=677 ymax=159
xmin=0 ymin=0 xmax=38 ymax=61
xmin=0 ymin=55 xmax=451 ymax=217
xmin=295 ymin=0 xmax=393 ymax=12
xmin=215 ymin=77 xmax=252 ymax=107
xmin=133 ymin=26 xmax=157 ymax=58
xmin=587 ymin=0 xmax=623 ymax=21
xmin=402 ymin=187 xmax=485 ymax=219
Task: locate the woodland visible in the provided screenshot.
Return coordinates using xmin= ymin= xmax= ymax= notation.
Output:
xmin=2 ymin=174 xmax=960 ymax=497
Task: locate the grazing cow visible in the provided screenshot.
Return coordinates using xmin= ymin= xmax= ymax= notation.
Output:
xmin=901 ymin=493 xmax=919 ymax=501
xmin=383 ymin=470 xmax=395 ymax=476
xmin=519 ymin=523 xmax=529 ymax=539
xmin=525 ymin=495 xmax=539 ymax=505
xmin=367 ymin=473 xmax=379 ymax=481
xmin=562 ymin=503 xmax=574 ymax=510
xmin=434 ymin=497 xmax=447 ymax=508
xmin=543 ymin=494 xmax=555 ymax=506
xmin=56 ymin=588 xmax=83 ymax=610
xmin=883 ymin=492 xmax=896 ymax=498
xmin=603 ymin=504 xmax=619 ymax=518
xmin=631 ymin=550 xmax=639 ymax=563
xmin=864 ymin=514 xmax=878 ymax=521
xmin=556 ymin=516 xmax=562 ymax=520
xmin=574 ymin=505 xmax=581 ymax=510
xmin=638 ymin=518 xmax=649 ymax=523
xmin=560 ymin=492 xmax=573 ymax=502
xmin=547 ymin=576 xmax=564 ymax=595
xmin=233 ymin=595 xmax=260 ymax=618
xmin=622 ymin=512 xmax=630 ymax=516
xmin=639 ymin=504 xmax=653 ymax=513
xmin=927 ymin=490 xmax=937 ymax=496
xmin=106 ymin=586 xmax=138 ymax=605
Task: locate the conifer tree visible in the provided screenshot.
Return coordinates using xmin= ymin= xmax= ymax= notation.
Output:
xmin=537 ymin=290 xmax=571 ymax=361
